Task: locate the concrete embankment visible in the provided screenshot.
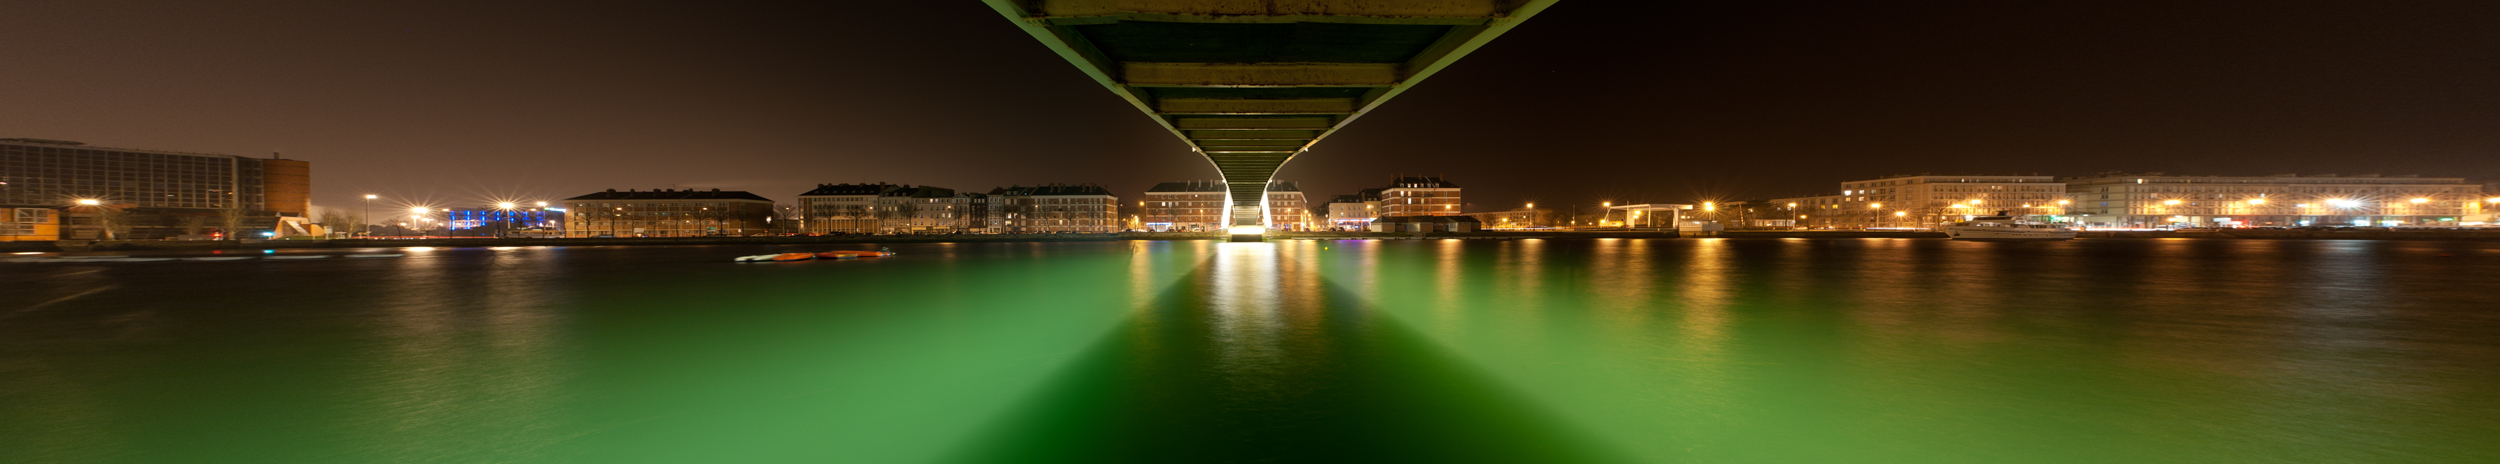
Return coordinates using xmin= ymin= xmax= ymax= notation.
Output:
xmin=1717 ymin=231 xmax=1949 ymax=239
xmin=11 ymin=228 xmax=2495 ymax=253
xmin=2076 ymin=229 xmax=2500 ymax=241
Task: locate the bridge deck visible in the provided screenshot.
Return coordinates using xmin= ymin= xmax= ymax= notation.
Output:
xmin=984 ymin=0 xmax=1558 ymax=229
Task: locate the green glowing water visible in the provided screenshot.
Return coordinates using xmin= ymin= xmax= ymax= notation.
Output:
xmin=2 ymin=239 xmax=2494 ymax=463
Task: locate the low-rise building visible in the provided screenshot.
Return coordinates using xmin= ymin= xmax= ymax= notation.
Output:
xmin=444 ymin=205 xmax=563 ymax=236
xmin=1 ymin=207 xmax=60 ymax=241
xmin=564 ymin=188 xmax=775 ymax=237
xmin=1325 ymin=194 xmax=1375 ymax=230
xmin=2061 ymin=173 xmax=2486 ymax=228
xmin=1143 ymin=180 xmax=1226 ymax=232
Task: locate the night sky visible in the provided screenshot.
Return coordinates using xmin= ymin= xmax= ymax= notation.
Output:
xmin=5 ymin=1 xmax=2496 ymax=213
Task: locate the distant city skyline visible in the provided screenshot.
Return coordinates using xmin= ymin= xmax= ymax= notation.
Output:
xmin=6 ymin=1 xmax=2497 ymax=214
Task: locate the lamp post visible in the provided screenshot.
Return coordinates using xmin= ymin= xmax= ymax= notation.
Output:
xmin=1525 ymin=203 xmax=1535 ymax=229
xmin=496 ymin=202 xmax=517 ymax=238
xmin=363 ymin=194 xmax=376 ymax=238
xmin=410 ymin=207 xmax=430 ymax=239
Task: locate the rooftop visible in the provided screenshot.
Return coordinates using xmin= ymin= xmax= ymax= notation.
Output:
xmin=565 ymin=189 xmax=773 ymax=202
xmin=799 ymin=183 xmax=900 ymax=196
xmin=993 ymin=183 xmax=1115 ymax=196
xmin=1385 ymin=176 xmax=1460 ymax=189
xmin=1147 ymin=181 xmax=1228 ymax=193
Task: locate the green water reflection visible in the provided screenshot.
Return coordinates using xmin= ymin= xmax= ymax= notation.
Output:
xmin=2 ymin=239 xmax=2495 ymax=463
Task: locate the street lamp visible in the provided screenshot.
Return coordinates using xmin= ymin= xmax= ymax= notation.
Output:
xmin=363 ymin=194 xmax=377 ymax=238
xmin=410 ymin=207 xmax=431 ymax=238
xmin=76 ymin=198 xmax=100 ymax=206
xmin=495 ymin=202 xmax=518 ymax=238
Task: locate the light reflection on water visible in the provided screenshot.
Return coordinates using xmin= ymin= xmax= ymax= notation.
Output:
xmin=2 ymin=239 xmax=2496 ymax=463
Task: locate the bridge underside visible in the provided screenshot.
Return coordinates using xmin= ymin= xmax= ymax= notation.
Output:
xmin=985 ymin=0 xmax=1556 ymax=235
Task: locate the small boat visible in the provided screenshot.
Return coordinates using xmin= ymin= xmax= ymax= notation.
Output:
xmin=814 ymin=250 xmax=895 ymax=259
xmin=1943 ymin=211 xmax=2077 ymax=241
xmin=96 ymin=257 xmax=178 ymax=262
xmin=768 ymin=253 xmax=815 ymax=262
xmin=732 ymin=254 xmax=781 ymax=263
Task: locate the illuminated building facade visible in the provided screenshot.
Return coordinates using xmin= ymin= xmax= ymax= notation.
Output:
xmin=563 ymin=189 xmax=774 ymax=237
xmin=1 ymin=207 xmax=58 ymax=241
xmin=1325 ymin=193 xmax=1374 ymax=230
xmin=797 ymin=183 xmax=898 ymax=234
xmin=1380 ymin=176 xmax=1461 ymax=217
xmin=1 ymin=138 xmax=312 ymax=239
xmin=443 ymin=207 xmax=564 ymax=234
xmin=1264 ymin=181 xmax=1313 ymax=231
xmin=989 ymin=184 xmax=1120 ymax=233
xmin=1143 ymin=181 xmax=1225 ymax=232
xmin=1771 ymin=175 xmax=2065 ymax=229
xmin=2062 ymin=173 xmax=2485 ymax=228
xmin=876 ymin=185 xmax=976 ymax=234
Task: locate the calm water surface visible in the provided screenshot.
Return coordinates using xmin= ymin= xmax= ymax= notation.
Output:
xmin=3 ymin=239 xmax=2496 ymax=463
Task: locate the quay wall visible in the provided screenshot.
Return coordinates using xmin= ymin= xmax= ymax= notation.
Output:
xmin=10 ymin=229 xmax=2499 ymax=253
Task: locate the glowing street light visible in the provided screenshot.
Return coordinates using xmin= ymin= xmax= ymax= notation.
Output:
xmin=2163 ymin=199 xmax=2182 ymax=206
xmin=76 ymin=198 xmax=101 ymax=206
xmin=2248 ymin=198 xmax=2266 ymax=205
xmin=2410 ymin=198 xmax=2429 ymax=204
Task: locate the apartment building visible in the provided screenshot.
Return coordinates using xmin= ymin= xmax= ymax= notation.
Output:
xmin=797 ymin=183 xmax=898 ymax=234
xmin=1380 ymin=176 xmax=1461 ymax=217
xmin=990 ymin=184 xmax=1120 ymax=233
xmin=1264 ymin=181 xmax=1314 ymax=231
xmin=1143 ymin=180 xmax=1226 ymax=232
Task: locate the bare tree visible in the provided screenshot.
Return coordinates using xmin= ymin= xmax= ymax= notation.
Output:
xmin=317 ymin=211 xmax=349 ymax=238
xmin=840 ymin=204 xmax=867 ymax=233
xmin=89 ymin=205 xmax=128 ymax=241
xmin=219 ymin=204 xmax=249 ymax=240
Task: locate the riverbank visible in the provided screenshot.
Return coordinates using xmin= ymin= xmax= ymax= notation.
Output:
xmin=8 ymin=228 xmax=2496 ymax=252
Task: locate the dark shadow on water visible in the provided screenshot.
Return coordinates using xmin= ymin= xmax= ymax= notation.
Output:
xmin=945 ymin=268 xmax=1632 ymax=464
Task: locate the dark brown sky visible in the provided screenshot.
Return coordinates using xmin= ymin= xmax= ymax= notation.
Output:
xmin=5 ymin=1 xmax=2496 ymax=213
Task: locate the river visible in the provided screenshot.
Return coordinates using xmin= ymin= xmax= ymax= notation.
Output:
xmin=3 ymin=238 xmax=2495 ymax=463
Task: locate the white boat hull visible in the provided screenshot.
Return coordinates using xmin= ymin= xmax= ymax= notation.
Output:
xmin=1944 ymin=226 xmax=2076 ymax=241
